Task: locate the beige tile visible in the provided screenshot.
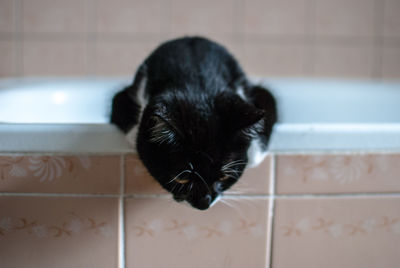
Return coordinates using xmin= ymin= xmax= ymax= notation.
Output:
xmin=0 ymin=155 xmax=120 ymax=194
xmin=244 ymin=41 xmax=306 ymax=76
xmin=125 ymin=154 xmax=271 ymax=195
xmin=125 ymin=197 xmax=269 ymax=268
xmin=276 ymin=154 xmax=400 ymax=194
xmin=125 ymin=154 xmax=167 ymax=195
xmin=0 ymin=40 xmax=16 ymax=77
xmin=22 ymin=0 xmax=86 ymax=33
xmin=94 ymin=40 xmax=160 ymax=76
xmin=95 ymin=36 xmax=243 ymax=76
xmin=383 ymin=0 xmax=400 ymax=37
xmin=244 ymin=0 xmax=308 ymax=35
xmin=226 ymin=155 xmax=271 ymax=195
xmin=96 ymin=0 xmax=167 ymax=34
xmin=0 ymin=0 xmax=14 ymax=33
xmin=23 ymin=40 xmax=86 ymax=76
xmin=171 ymin=0 xmax=234 ymax=35
xmin=315 ymin=0 xmax=375 ymax=36
xmin=0 ymin=196 xmax=118 ymax=268
xmin=382 ymin=45 xmax=400 ymax=79
xmin=313 ymin=43 xmax=374 ymax=78
xmin=273 ymin=197 xmax=400 ymax=268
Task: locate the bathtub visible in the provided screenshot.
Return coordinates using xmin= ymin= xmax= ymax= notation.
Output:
xmin=0 ymin=77 xmax=399 ymax=152
xmin=0 ymin=78 xmax=400 ymax=268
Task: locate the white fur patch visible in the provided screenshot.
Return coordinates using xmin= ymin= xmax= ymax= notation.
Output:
xmin=246 ymin=138 xmax=268 ymax=168
xmin=126 ymin=125 xmax=139 ymax=152
xmin=126 ymin=76 xmax=148 ymax=150
xmin=236 ymin=86 xmax=247 ymax=101
xmin=137 ymin=77 xmax=148 ymax=109
xmin=209 ymin=195 xmax=221 ymax=208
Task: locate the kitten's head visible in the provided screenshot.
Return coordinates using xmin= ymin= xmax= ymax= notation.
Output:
xmin=137 ymin=90 xmax=264 ymax=210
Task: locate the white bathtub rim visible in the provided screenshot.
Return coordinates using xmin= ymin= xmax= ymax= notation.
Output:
xmin=0 ymin=123 xmax=400 ymax=154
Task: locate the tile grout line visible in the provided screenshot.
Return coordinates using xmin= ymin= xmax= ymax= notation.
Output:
xmin=1 ymin=149 xmax=400 ymax=157
xmin=84 ymin=0 xmax=91 ymax=76
xmin=2 ymin=192 xmax=400 ymax=198
xmin=88 ymin=0 xmax=98 ymax=76
xmin=305 ymin=0 xmax=316 ymax=76
xmin=0 ymin=192 xmax=120 ymax=198
xmin=276 ymin=192 xmax=400 ymax=198
xmin=14 ymin=0 xmax=23 ymax=76
xmin=118 ymin=154 xmax=126 ymax=268
xmin=372 ymin=0 xmax=384 ymax=80
xmin=267 ymin=154 xmax=276 ymax=268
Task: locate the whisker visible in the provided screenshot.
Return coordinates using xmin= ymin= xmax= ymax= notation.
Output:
xmin=226 ymin=159 xmax=245 ymax=165
xmin=193 ymin=171 xmax=212 ymax=195
xmin=219 ymin=198 xmax=244 ymax=217
xmin=222 ymin=160 xmax=246 ymax=169
xmin=222 ymin=170 xmax=240 ymax=180
xmin=227 ymin=164 xmax=247 ymax=170
xmin=226 ymin=161 xmax=246 ymax=166
xmin=188 ymin=181 xmax=194 ymax=193
xmin=222 ymin=168 xmax=240 ymax=177
xmin=228 ymin=197 xmax=258 ymax=211
xmin=176 ymin=184 xmax=185 ymax=195
xmin=219 ymin=198 xmax=234 ymax=209
xmin=170 ymin=183 xmax=179 ymax=193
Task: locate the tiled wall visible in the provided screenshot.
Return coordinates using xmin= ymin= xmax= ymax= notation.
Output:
xmin=0 ymin=0 xmax=400 ymax=79
xmin=1 ymin=153 xmax=399 ymax=267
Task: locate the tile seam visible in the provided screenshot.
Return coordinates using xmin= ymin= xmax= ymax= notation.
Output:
xmin=1 ymin=149 xmax=400 ymax=156
xmin=0 ymin=192 xmax=120 ymax=197
xmin=269 ymin=150 xmax=400 ymax=155
xmin=118 ymin=154 xmax=126 ymax=268
xmin=0 ymin=152 xmax=134 ymax=156
xmin=275 ymin=193 xmax=400 ymax=198
xmin=84 ymin=0 xmax=90 ymax=76
xmin=304 ymin=0 xmax=316 ymax=76
xmin=14 ymin=0 xmax=23 ymax=76
xmin=2 ymin=192 xmax=400 ymax=198
xmin=267 ymin=154 xmax=276 ymax=268
xmin=372 ymin=0 xmax=384 ymax=80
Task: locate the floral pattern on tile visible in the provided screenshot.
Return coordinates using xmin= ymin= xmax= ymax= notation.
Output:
xmin=1 ymin=156 xmax=91 ymax=182
xmin=125 ymin=197 xmax=269 ymax=268
xmin=280 ymin=216 xmax=400 ymax=238
xmin=273 ymin=197 xmax=400 ymax=268
xmin=276 ymin=154 xmax=400 ymax=194
xmin=0 ymin=212 xmax=113 ymax=238
xmin=0 ymin=196 xmax=118 ymax=268
xmin=132 ymin=217 xmax=264 ymax=239
xmin=0 ymin=155 xmax=120 ymax=194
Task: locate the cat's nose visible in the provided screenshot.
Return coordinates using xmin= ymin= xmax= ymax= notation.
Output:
xmin=197 ymin=194 xmax=212 ymax=210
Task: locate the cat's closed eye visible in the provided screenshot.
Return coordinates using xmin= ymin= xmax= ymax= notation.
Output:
xmin=219 ymin=175 xmax=230 ymax=181
xmin=175 ymin=178 xmax=190 ymax=184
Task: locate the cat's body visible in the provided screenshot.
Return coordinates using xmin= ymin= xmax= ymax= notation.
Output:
xmin=111 ymin=37 xmax=277 ymax=210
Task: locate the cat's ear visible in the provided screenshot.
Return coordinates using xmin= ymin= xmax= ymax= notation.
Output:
xmin=148 ymin=105 xmax=179 ymax=145
xmin=215 ymin=92 xmax=265 ymax=132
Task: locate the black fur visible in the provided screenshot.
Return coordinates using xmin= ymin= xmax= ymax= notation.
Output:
xmin=111 ymin=37 xmax=277 ymax=210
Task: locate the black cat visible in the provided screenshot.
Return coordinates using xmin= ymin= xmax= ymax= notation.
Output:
xmin=111 ymin=37 xmax=277 ymax=210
